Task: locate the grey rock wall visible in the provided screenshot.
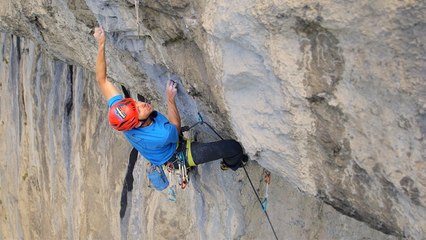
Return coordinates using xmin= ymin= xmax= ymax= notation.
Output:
xmin=0 ymin=32 xmax=395 ymax=240
xmin=0 ymin=0 xmax=425 ymax=239
xmin=0 ymin=33 xmax=124 ymax=239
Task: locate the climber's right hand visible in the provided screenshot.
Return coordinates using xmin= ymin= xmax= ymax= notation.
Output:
xmin=93 ymin=27 xmax=105 ymax=46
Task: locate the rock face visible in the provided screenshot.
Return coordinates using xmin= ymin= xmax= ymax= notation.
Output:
xmin=0 ymin=0 xmax=425 ymax=239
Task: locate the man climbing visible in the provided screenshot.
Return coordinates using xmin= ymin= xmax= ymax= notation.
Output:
xmin=93 ymin=27 xmax=247 ymax=179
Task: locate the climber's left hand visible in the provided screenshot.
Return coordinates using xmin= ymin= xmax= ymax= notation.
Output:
xmin=166 ymin=80 xmax=178 ymax=103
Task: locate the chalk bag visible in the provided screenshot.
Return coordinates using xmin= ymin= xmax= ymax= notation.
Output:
xmin=146 ymin=164 xmax=169 ymax=191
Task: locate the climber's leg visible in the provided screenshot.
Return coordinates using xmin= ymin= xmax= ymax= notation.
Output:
xmin=190 ymin=140 xmax=246 ymax=170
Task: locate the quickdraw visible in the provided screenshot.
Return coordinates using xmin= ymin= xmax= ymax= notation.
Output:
xmin=166 ymin=162 xmax=177 ymax=202
xmin=259 ymin=169 xmax=271 ymax=212
xmin=165 ymin=147 xmax=192 ymax=202
xmin=177 ymin=151 xmax=188 ymax=189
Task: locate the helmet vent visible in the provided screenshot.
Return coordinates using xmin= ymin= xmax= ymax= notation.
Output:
xmin=115 ymin=106 xmax=127 ymax=120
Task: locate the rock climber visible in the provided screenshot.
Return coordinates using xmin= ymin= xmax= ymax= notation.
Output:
xmin=93 ymin=27 xmax=247 ymax=175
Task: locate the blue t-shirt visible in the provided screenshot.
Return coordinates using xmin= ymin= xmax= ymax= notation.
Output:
xmin=108 ymin=95 xmax=178 ymax=165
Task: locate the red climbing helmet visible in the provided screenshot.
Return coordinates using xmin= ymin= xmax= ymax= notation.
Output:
xmin=108 ymin=98 xmax=139 ymax=131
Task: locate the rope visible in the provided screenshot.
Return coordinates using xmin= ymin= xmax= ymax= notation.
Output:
xmin=135 ymin=0 xmax=140 ymax=36
xmin=191 ymin=113 xmax=279 ymax=240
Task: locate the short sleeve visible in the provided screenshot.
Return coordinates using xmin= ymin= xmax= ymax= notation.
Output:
xmin=165 ymin=123 xmax=178 ymax=144
xmin=152 ymin=112 xmax=179 ymax=144
xmin=107 ymin=95 xmax=123 ymax=108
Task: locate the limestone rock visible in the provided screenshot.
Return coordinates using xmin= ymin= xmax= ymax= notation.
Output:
xmin=0 ymin=0 xmax=424 ymax=239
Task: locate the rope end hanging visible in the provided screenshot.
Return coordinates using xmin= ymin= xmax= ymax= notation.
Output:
xmin=135 ymin=0 xmax=141 ymax=37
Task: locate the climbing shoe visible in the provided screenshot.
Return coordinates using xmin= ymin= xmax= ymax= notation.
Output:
xmin=220 ymin=160 xmax=230 ymax=171
xmin=241 ymin=154 xmax=249 ymax=167
xmin=220 ymin=155 xmax=249 ymax=171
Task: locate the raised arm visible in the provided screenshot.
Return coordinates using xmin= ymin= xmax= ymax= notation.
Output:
xmin=166 ymin=80 xmax=181 ymax=133
xmin=93 ymin=27 xmax=120 ymax=100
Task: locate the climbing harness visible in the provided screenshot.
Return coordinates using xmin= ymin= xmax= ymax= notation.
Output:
xmin=163 ymin=138 xmax=195 ymax=202
xmin=185 ymin=112 xmax=279 ymax=240
xmin=185 ymin=139 xmax=197 ymax=167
